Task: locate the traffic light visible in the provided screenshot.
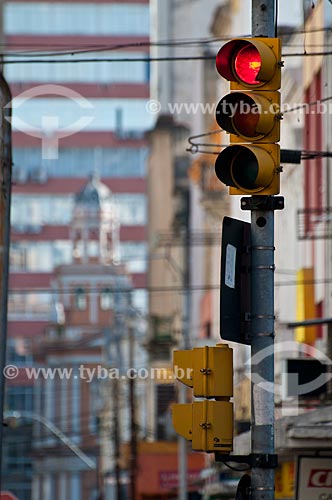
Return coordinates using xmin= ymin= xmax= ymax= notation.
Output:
xmin=215 ymin=38 xmax=282 ymax=195
xmin=172 ymin=344 xmax=233 ymax=453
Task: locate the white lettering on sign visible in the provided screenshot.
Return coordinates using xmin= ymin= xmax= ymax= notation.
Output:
xmin=308 ymin=470 xmax=332 ymax=488
xmin=225 ymin=244 xmax=236 ymax=289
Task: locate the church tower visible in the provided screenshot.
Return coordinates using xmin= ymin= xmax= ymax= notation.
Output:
xmin=71 ymin=173 xmax=119 ymax=265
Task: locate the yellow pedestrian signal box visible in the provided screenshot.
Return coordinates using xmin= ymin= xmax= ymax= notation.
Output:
xmin=215 ymin=37 xmax=282 ymax=195
xmin=172 ymin=344 xmax=233 ymax=453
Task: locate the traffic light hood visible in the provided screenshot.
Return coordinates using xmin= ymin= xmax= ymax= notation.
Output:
xmin=216 ymin=38 xmax=281 ymax=90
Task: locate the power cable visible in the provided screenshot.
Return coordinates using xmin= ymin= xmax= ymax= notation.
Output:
xmin=275 ymin=0 xmax=279 ymax=37
xmin=1 ymin=25 xmax=331 ymax=56
xmin=2 ymin=50 xmax=332 ymax=65
xmin=7 ymin=276 xmax=332 ymax=295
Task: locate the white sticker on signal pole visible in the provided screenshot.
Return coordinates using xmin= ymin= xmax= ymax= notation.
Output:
xmin=225 ymin=244 xmax=236 ymax=289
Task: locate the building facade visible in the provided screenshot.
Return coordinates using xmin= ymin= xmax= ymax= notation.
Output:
xmin=31 ymin=176 xmax=138 ymax=500
xmin=4 ymin=1 xmax=151 ymax=498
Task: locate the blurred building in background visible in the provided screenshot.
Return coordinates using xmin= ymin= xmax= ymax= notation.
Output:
xmin=4 ymin=1 xmax=151 ymax=498
xmin=2 ymin=0 xmax=332 ymax=499
xmin=30 ymin=176 xmax=144 ymax=500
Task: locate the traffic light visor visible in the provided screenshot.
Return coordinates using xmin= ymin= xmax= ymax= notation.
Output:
xmin=216 ymin=38 xmax=280 ymax=89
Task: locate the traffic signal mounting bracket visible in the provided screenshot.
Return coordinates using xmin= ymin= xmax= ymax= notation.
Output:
xmin=240 ymin=195 xmax=285 ymax=211
xmin=215 ymin=453 xmax=278 ymax=469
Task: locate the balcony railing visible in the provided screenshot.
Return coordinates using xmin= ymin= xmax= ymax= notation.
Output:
xmin=297 ymin=208 xmax=332 ymax=239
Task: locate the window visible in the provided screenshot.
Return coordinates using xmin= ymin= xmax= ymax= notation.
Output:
xmin=75 ymin=288 xmax=87 ymax=310
xmin=156 ymin=384 xmax=175 ymax=440
xmin=119 ymin=242 xmax=147 ymax=272
xmin=5 ymin=3 xmax=150 ymax=36
xmin=11 ymin=194 xmax=74 ymax=226
xmin=89 ymin=379 xmax=102 ymax=434
xmin=9 ymin=244 xmax=27 ymax=271
xmin=4 ymin=440 xmax=32 ymax=474
xmin=13 ymin=147 xmax=148 ymax=178
xmin=6 ymin=386 xmax=33 ymax=413
xmin=131 ymin=289 xmax=148 ymax=314
xmin=88 ymin=241 xmax=99 ymax=258
xmin=6 ymin=339 xmax=32 ymax=366
xmin=114 ymin=195 xmax=147 ymax=226
xmin=8 ymin=292 xmax=52 ymax=316
xmin=100 ymin=288 xmax=114 ymax=310
xmin=9 ymin=241 xmax=72 ymax=272
xmin=11 ymin=98 xmax=154 ymax=133
xmin=6 ymin=51 xmax=149 ymax=84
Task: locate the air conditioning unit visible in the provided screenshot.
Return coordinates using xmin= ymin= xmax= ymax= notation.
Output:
xmin=12 ymin=167 xmax=28 ymax=184
xmin=26 ymin=224 xmax=41 ymax=234
xmin=117 ymin=130 xmax=143 ymax=140
xmin=12 ymin=224 xmax=27 ymax=234
xmin=30 ymin=167 xmax=48 ymax=184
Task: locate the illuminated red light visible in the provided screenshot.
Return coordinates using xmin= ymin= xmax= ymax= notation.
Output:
xmin=234 ymin=44 xmax=262 ymax=85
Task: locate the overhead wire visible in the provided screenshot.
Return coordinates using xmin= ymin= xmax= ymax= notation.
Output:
xmin=1 ymin=25 xmax=332 ymax=56
xmin=3 ymin=50 xmax=332 ymax=65
xmin=275 ymin=0 xmax=279 ymax=37
xmin=7 ymin=276 xmax=332 ymax=296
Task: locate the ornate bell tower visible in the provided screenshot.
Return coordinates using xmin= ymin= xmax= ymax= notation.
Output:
xmin=71 ymin=173 xmax=119 ymax=264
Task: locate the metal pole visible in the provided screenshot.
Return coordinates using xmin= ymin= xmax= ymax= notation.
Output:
xmin=250 ymin=209 xmax=275 ymax=500
xmin=128 ymin=325 xmax=137 ymax=500
xmin=252 ymin=0 xmax=275 ymax=38
xmin=0 ymin=74 xmax=12 ymax=492
xmin=178 ymin=389 xmax=188 ymax=500
xmin=178 ymin=195 xmax=191 ymax=500
xmin=251 ymin=4 xmax=276 ymax=500
xmin=113 ymin=378 xmax=121 ymax=500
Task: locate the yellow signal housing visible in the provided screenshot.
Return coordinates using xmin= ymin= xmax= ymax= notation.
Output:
xmin=231 ymin=38 xmax=281 ymax=91
xmin=172 ymin=401 xmax=233 ymax=453
xmin=192 ymin=344 xmax=233 ymax=398
xmin=172 ymin=403 xmax=193 ymax=441
xmin=216 ymin=38 xmax=282 ymax=91
xmin=215 ymin=37 xmax=282 ymax=196
xmin=216 ymin=91 xmax=281 ymax=143
xmin=173 ymin=344 xmax=233 ymax=398
xmin=215 ymin=144 xmax=280 ymax=195
xmin=172 ymin=344 xmax=234 ymax=453
xmin=192 ymin=400 xmax=233 ymax=452
xmin=173 ymin=349 xmax=193 ymax=388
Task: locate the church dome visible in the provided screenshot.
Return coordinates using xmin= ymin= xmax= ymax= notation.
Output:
xmin=75 ymin=173 xmax=112 ymax=209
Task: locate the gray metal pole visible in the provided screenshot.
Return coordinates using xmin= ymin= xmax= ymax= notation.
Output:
xmin=128 ymin=325 xmax=137 ymax=500
xmin=178 ymin=217 xmax=191 ymax=500
xmin=178 ymin=389 xmax=188 ymax=500
xmin=251 ymin=3 xmax=276 ymax=500
xmin=250 ymin=210 xmax=275 ymax=500
xmin=0 ymin=74 xmax=12 ymax=491
xmin=252 ymin=0 xmax=275 ymax=38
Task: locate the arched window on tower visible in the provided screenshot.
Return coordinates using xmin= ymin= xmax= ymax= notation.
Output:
xmin=100 ymin=288 xmax=113 ymax=310
xmin=75 ymin=287 xmax=87 ymax=310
